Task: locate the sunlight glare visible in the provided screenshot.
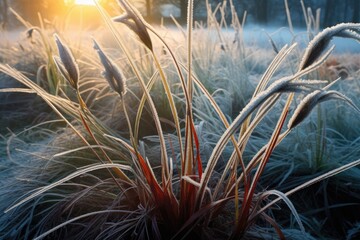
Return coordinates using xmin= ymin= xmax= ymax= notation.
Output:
xmin=74 ymin=0 xmax=96 ymax=6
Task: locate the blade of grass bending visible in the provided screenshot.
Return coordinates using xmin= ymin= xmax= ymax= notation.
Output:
xmin=114 ymin=0 xmax=184 ymax=191
xmin=247 ymin=102 xmax=289 ymax=199
xmin=49 ymin=145 xmax=119 ymax=162
xmin=54 ymin=33 xmax=123 ymax=160
xmin=121 ymin=95 xmax=138 ymax=150
xmin=119 ymin=94 xmax=160 ymax=199
xmin=299 ymin=23 xmax=360 ymax=71
xmin=115 ymin=0 xmax=153 ymax=51
xmin=256 ymin=32 xmax=356 ymax=202
xmin=151 ymin=53 xmax=184 ymax=174
xmin=261 ymin=213 xmax=286 ymax=240
xmin=223 ymin=95 xmax=282 ymax=197
xmin=33 ymin=209 xmax=135 ymax=240
xmin=253 ymin=158 xmax=360 ymax=223
xmin=134 ymin=71 xmax=158 ymax=141
xmin=11 ymin=9 xmax=59 ymax=94
xmin=232 ymin=42 xmax=336 ymax=199
xmin=239 ymin=44 xmax=296 ymax=156
xmin=195 ymin=76 xmax=295 ymax=209
xmin=5 ymin=163 xmax=132 ymax=213
xmin=105 ymin=133 xmax=180 ymax=225
xmin=78 ymin=112 xmax=132 ymax=188
xmin=216 ymin=45 xmax=298 ymax=202
xmin=257 ymin=190 xmax=305 ymax=233
xmin=180 ymin=63 xmax=248 ymax=197
xmin=73 ymin=63 xmax=132 ymax=189
xmin=146 ymin=24 xmax=190 ymax=105
xmin=145 ymin=25 xmax=195 ymax=164
xmin=145 ymin=22 xmax=195 ymax=183
xmin=145 ymin=25 xmax=209 ymax=182
xmin=182 ymin=60 xmax=247 ymax=221
xmin=104 ymin=134 xmax=162 ymax=197
xmin=0 ymin=88 xmax=36 ymax=94
xmin=228 ymin=130 xmax=291 ymax=198
xmin=219 ymin=94 xmax=281 ymax=217
xmin=244 ymin=81 xmax=359 ymax=222
xmin=235 ymin=100 xmax=289 ymax=235
xmin=0 ymin=64 xmax=132 ymax=188
xmin=253 ymin=43 xmax=336 ymax=193
xmin=146 ymin=16 xmax=210 ymax=173
xmin=94 ymin=2 xmax=170 ymax=181
xmin=253 ymin=44 xmax=296 ymax=97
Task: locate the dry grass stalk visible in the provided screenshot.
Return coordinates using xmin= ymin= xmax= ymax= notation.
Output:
xmin=93 ymin=39 xmax=126 ymax=97
xmin=53 ymin=34 xmax=79 ymax=90
xmin=112 ymin=0 xmax=153 ymax=51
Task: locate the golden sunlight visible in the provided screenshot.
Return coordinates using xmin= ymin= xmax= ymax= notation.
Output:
xmin=74 ymin=0 xmax=96 ymax=6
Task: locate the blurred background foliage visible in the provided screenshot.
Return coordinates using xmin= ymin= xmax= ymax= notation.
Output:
xmin=0 ymin=0 xmax=359 ymax=29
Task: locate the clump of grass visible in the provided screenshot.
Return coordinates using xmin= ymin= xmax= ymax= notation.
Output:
xmin=1 ymin=0 xmax=360 ymax=239
xmin=10 ymin=8 xmax=67 ymax=95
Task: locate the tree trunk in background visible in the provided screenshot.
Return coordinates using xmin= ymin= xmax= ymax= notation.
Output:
xmin=324 ymin=0 xmax=337 ymax=27
xmin=255 ymin=0 xmax=268 ymax=24
xmin=342 ymin=0 xmax=350 ymax=22
xmin=353 ymin=0 xmax=360 ymax=22
xmin=0 ymin=0 xmax=8 ymax=29
xmin=180 ymin=0 xmax=187 ymax=23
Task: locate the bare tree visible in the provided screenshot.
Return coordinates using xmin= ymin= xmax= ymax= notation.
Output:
xmin=254 ymin=0 xmax=268 ymax=24
xmin=324 ymin=0 xmax=337 ymax=27
xmin=180 ymin=0 xmax=187 ymax=22
xmin=0 ymin=0 xmax=8 ymax=29
xmin=353 ymin=0 xmax=360 ymax=23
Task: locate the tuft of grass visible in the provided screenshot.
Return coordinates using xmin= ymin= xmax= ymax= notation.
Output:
xmin=1 ymin=0 xmax=360 ymax=239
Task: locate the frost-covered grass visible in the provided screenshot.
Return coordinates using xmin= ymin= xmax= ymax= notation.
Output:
xmin=1 ymin=1 xmax=360 ymax=239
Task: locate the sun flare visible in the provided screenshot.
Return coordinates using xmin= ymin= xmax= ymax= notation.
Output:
xmin=74 ymin=0 xmax=96 ymax=6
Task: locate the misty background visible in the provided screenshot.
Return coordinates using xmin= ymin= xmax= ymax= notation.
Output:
xmin=0 ymin=0 xmax=359 ymax=29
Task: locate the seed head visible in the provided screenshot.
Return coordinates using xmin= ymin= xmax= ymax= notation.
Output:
xmin=300 ymin=23 xmax=360 ymax=70
xmin=54 ymin=34 xmax=79 ymax=90
xmin=93 ymin=39 xmax=126 ymax=96
xmin=288 ymin=89 xmax=360 ymax=129
xmin=113 ymin=0 xmax=153 ymax=51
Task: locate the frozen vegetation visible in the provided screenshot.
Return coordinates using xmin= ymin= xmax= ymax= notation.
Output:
xmin=1 ymin=1 xmax=360 ymax=239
